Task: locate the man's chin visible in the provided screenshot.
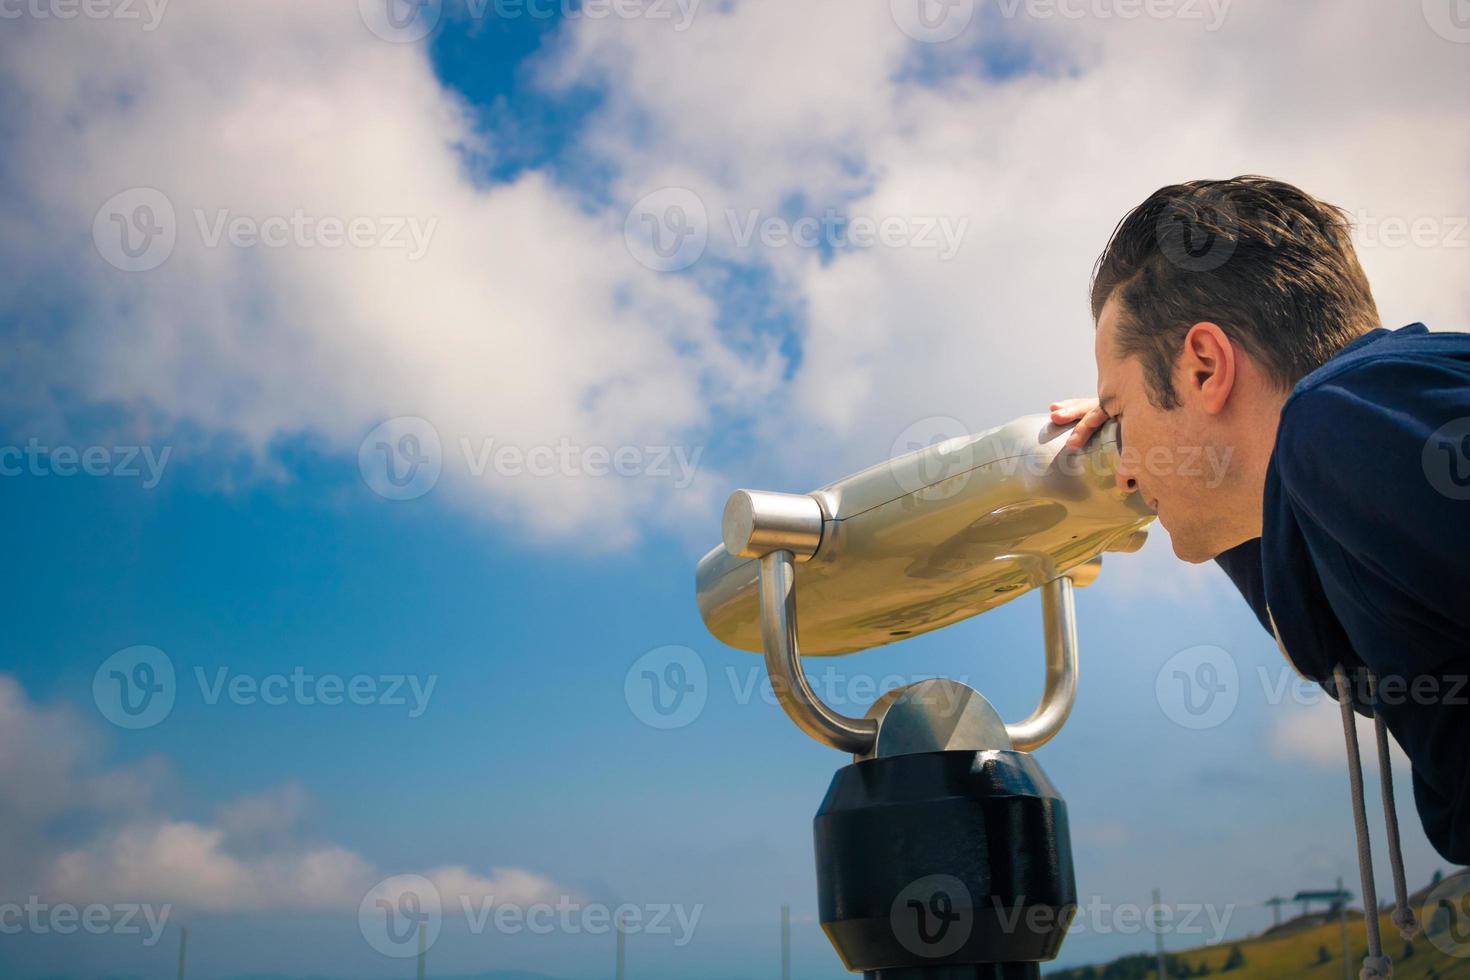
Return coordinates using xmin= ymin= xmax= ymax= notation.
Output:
xmin=1165 ymin=526 xmax=1217 ymax=564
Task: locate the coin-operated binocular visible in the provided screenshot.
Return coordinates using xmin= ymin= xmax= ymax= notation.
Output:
xmin=695 ymin=415 xmax=1152 ymax=979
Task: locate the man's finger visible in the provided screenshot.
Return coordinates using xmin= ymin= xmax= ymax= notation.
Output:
xmin=1065 ymin=405 xmax=1110 ymax=449
xmin=1050 ymin=398 xmax=1093 ymax=423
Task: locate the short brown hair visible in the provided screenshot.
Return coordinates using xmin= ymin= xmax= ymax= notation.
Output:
xmin=1090 ymin=175 xmax=1380 ymax=409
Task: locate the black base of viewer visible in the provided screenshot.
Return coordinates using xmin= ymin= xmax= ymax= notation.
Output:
xmin=814 ymin=750 xmax=1077 ymax=978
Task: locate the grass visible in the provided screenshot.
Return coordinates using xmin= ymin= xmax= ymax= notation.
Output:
xmin=1048 ymin=906 xmax=1470 ymax=979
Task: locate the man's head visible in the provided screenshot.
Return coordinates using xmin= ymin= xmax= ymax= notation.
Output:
xmin=1090 ymin=176 xmax=1379 ymax=561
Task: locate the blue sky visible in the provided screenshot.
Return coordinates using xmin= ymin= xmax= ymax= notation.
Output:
xmin=1 ymin=2 xmax=1467 ymax=979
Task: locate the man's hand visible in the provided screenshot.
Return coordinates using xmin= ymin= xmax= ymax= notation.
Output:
xmin=1050 ymin=398 xmax=1109 ymax=450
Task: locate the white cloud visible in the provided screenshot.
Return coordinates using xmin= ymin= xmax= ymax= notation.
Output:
xmin=547 ymin=0 xmax=1470 ymax=484
xmin=45 ymin=821 xmax=374 ymax=912
xmin=0 ymin=676 xmax=162 ymax=886
xmin=0 ymin=675 xmax=567 ymax=915
xmin=425 ymin=865 xmax=567 ymax=908
xmin=0 ymin=0 xmax=1465 ymax=546
xmin=1269 ymin=696 xmax=1410 ymax=772
xmin=0 ymin=1 xmax=771 ymax=547
xmin=214 ymin=782 xmax=311 ymax=845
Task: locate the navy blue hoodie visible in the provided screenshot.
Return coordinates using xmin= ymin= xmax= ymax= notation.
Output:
xmin=1214 ymin=323 xmax=1470 ymax=864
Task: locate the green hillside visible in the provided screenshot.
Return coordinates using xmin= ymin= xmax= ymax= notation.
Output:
xmin=1047 ymin=905 xmax=1470 ymax=980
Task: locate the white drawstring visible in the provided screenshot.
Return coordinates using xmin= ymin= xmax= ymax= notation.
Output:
xmin=1369 ymin=674 xmax=1421 ymax=943
xmin=1334 ymin=664 xmax=1420 ymax=980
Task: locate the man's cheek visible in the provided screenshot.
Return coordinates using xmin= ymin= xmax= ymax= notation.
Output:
xmin=1146 ymin=444 xmax=1175 ymax=480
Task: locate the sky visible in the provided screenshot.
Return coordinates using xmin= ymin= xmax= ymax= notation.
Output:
xmin=1 ymin=1 xmax=1468 ymax=978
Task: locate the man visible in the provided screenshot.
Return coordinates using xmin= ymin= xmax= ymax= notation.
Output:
xmin=1051 ymin=176 xmax=1468 ymax=972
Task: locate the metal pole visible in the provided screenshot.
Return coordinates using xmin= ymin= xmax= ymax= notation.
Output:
xmin=616 ymin=910 xmax=627 ymax=980
xmin=781 ymin=903 xmax=791 ymax=980
xmin=417 ymin=920 xmax=426 ymax=980
xmin=176 ymin=925 xmax=188 ymax=980
xmin=1153 ymin=889 xmax=1167 ymax=979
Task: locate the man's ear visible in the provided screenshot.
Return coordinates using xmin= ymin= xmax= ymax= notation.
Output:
xmin=1180 ymin=321 xmax=1235 ymax=414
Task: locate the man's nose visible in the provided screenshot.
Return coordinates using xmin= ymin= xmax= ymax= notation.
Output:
xmin=1114 ymin=462 xmax=1138 ymax=495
